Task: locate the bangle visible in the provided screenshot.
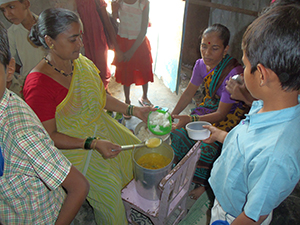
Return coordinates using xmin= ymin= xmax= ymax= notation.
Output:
xmin=126 ymin=105 xmax=134 ymax=116
xmin=91 ymin=137 xmax=100 ymax=150
xmin=84 ymin=137 xmax=96 ymax=150
xmin=190 ymin=115 xmax=199 ymax=122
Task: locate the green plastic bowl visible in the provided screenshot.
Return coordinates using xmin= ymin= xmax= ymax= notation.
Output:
xmin=147 ymin=110 xmax=172 ymax=136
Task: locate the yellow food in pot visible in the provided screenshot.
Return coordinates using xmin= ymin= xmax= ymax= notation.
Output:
xmin=137 ymin=153 xmax=172 ymax=169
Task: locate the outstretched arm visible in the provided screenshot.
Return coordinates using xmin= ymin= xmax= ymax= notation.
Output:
xmin=42 ymin=118 xmax=122 ymax=159
xmin=105 ymin=94 xmax=156 ymax=123
xmin=171 ymin=82 xmax=199 ymax=117
xmin=172 ymin=101 xmax=233 ymax=130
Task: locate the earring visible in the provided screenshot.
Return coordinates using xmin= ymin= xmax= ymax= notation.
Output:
xmin=259 ymin=79 xmax=264 ymax=87
xmin=49 ymin=44 xmax=54 ymax=50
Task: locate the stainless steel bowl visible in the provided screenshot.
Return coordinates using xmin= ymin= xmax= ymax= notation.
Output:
xmin=133 ymin=142 xmax=174 ymax=200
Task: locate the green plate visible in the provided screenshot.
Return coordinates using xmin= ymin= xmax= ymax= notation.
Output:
xmin=147 ymin=110 xmax=172 ymax=136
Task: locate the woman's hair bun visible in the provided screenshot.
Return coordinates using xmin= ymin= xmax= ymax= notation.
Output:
xmin=29 ymin=24 xmax=43 ymax=47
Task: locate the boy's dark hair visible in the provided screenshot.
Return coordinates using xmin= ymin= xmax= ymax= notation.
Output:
xmin=29 ymin=8 xmax=80 ymax=49
xmin=261 ymin=0 xmax=300 ymax=14
xmin=242 ymin=5 xmax=300 ymax=91
xmin=271 ymin=0 xmax=300 ymax=7
xmin=201 ymin=23 xmax=230 ymax=47
xmin=0 ymin=21 xmax=11 ymax=70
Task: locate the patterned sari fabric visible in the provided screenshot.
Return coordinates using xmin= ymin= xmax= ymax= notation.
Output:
xmin=171 ymin=55 xmax=249 ymax=186
xmin=56 ymin=55 xmax=140 ymax=225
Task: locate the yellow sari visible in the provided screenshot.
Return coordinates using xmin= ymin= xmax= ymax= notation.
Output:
xmin=56 ymin=54 xmax=139 ymax=225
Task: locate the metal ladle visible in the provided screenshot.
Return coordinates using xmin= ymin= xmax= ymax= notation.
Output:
xmin=112 ymin=137 xmax=162 ymax=151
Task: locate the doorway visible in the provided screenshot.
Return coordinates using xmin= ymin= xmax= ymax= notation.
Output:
xmin=147 ymin=0 xmax=188 ymax=94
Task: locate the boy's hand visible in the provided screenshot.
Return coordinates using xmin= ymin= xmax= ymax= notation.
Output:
xmin=202 ymin=125 xmax=227 ymax=144
xmin=226 ymin=77 xmax=245 ymax=101
xmin=171 ymin=114 xmax=190 ymax=131
xmin=226 ymin=77 xmax=255 ymax=106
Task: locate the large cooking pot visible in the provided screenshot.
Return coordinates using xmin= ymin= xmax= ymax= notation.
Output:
xmin=133 ymin=142 xmax=174 ymax=200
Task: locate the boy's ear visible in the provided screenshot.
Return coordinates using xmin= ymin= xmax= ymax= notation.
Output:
xmin=256 ymin=63 xmax=268 ymax=87
xmin=257 ymin=63 xmax=279 ymax=87
xmin=23 ymin=0 xmax=31 ymax=10
xmin=6 ymin=57 xmax=15 ymax=83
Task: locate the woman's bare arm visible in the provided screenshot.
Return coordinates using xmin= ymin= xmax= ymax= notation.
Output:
xmin=42 ymin=118 xmax=122 ymax=158
xmin=105 ymin=94 xmax=156 ymax=123
xmin=171 ymin=82 xmax=199 ymax=116
xmin=173 ymin=101 xmax=233 ymax=130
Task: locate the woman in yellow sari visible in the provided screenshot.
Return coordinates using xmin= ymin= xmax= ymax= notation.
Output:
xmin=23 ymin=8 xmax=154 ymax=225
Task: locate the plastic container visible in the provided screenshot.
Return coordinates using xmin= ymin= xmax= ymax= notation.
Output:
xmin=186 ymin=121 xmax=211 ymax=140
xmin=147 ymin=110 xmax=172 ymax=136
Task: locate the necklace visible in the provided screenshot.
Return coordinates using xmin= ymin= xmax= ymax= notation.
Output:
xmin=44 ymin=57 xmax=74 ymax=77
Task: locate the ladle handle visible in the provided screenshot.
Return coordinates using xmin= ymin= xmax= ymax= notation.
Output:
xmin=112 ymin=143 xmax=145 ymax=152
xmin=121 ymin=143 xmax=145 ymax=150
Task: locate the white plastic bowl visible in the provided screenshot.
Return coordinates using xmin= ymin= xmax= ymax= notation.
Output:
xmin=186 ymin=121 xmax=212 ymax=140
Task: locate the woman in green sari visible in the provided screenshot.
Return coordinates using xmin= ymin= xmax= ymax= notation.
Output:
xmin=171 ymin=24 xmax=249 ymax=200
xmin=23 ymin=8 xmax=154 ymax=225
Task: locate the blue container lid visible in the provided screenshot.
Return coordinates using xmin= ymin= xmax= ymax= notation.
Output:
xmin=211 ymin=220 xmax=230 ymax=225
